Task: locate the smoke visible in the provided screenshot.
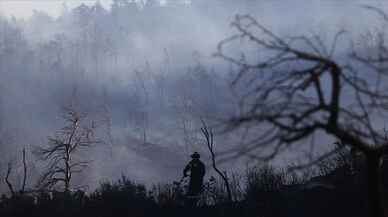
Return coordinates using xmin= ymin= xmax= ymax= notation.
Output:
xmin=0 ymin=0 xmax=386 ymax=192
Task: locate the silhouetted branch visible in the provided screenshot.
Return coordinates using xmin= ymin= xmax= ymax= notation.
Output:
xmin=201 ymin=120 xmax=232 ymax=202
xmin=21 ymin=147 xmax=27 ymax=194
xmin=5 ymin=162 xmax=15 ymax=196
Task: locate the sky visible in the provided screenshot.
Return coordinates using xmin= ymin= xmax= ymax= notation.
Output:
xmin=0 ymin=0 xmax=112 ymax=18
xmin=0 ymin=0 xmax=387 ymax=19
xmin=0 ymin=0 xmax=196 ymax=18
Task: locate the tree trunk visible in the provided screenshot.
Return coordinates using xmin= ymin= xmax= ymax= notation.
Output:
xmin=366 ymin=153 xmax=384 ymax=217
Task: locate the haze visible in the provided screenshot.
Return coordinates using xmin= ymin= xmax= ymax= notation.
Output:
xmin=0 ymin=0 xmax=386 ymax=192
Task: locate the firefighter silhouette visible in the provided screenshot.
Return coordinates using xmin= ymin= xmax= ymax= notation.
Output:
xmin=183 ymin=152 xmax=206 ymax=198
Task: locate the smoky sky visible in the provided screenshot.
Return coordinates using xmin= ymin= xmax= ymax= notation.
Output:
xmin=0 ymin=0 xmax=386 ymax=192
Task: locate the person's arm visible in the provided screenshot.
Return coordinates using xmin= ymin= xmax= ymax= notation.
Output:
xmin=183 ymin=162 xmax=191 ymax=177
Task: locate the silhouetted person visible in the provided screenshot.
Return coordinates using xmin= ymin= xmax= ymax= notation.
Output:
xmin=183 ymin=152 xmax=205 ymax=207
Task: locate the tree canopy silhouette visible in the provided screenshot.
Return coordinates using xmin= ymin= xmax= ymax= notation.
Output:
xmin=216 ymin=13 xmax=388 ymax=217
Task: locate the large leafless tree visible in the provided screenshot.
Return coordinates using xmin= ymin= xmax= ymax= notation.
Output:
xmin=36 ymin=106 xmax=99 ymax=193
xmin=216 ymin=13 xmax=388 ymax=217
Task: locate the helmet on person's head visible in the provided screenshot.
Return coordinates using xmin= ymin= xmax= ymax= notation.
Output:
xmin=190 ymin=152 xmax=200 ymax=159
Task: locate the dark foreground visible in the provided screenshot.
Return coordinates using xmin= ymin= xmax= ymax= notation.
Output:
xmin=0 ymin=153 xmax=386 ymax=217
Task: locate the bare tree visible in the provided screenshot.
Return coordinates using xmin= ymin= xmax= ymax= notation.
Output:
xmin=36 ymin=106 xmax=99 ymax=193
xmin=21 ymin=148 xmax=27 ymax=194
xmin=131 ymin=65 xmax=151 ymax=144
xmin=5 ymin=162 xmax=16 ymax=196
xmin=201 ymin=120 xmax=232 ymax=202
xmin=216 ymin=14 xmax=388 ymax=217
xmin=4 ymin=147 xmax=28 ymax=196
